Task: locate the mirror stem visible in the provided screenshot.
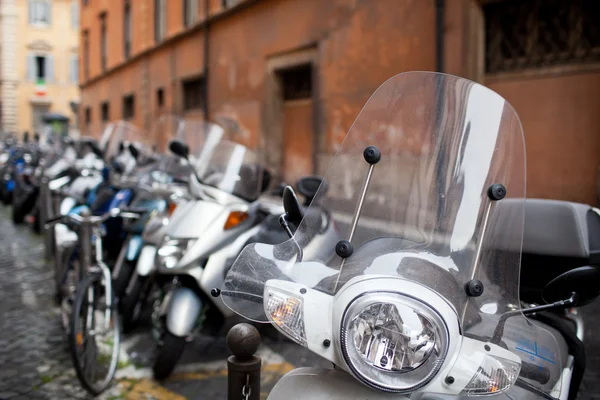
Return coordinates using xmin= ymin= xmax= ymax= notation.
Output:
xmin=279 ymin=214 xmax=303 ymax=261
xmin=180 ymin=156 xmax=203 ymax=184
xmin=490 ymin=292 xmax=578 ymax=345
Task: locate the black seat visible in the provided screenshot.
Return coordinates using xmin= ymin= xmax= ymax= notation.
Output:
xmin=519 ymin=199 xmax=600 ymax=303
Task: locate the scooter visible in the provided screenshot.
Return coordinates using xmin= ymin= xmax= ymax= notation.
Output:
xmin=118 ymin=117 xmax=216 ymax=332
xmin=117 ymin=159 xmax=192 ymax=330
xmin=220 ymin=71 xmax=599 ymax=400
xmin=151 ymin=135 xmax=340 ymax=380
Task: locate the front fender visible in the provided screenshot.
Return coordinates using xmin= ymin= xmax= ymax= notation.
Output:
xmin=267 ymin=368 xmax=400 ymax=400
xmin=166 ymin=287 xmax=202 ymax=337
xmin=126 ymin=235 xmax=143 ymax=261
xmin=135 ymin=245 xmax=156 ymax=276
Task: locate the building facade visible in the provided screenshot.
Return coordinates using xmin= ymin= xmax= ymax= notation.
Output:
xmin=79 ymin=0 xmax=600 ymax=204
xmin=0 ymin=0 xmax=80 ymax=135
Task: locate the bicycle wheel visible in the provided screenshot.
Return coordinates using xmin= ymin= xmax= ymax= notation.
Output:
xmin=69 ymin=272 xmax=121 ymax=395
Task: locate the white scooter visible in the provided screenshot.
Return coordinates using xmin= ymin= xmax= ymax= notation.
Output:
xmin=221 ymin=71 xmax=599 ymax=399
xmin=151 ymin=136 xmax=340 ymax=380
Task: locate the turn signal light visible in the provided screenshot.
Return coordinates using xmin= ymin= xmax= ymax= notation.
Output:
xmin=168 ymin=203 xmax=177 ymax=216
xmin=224 ymin=211 xmax=249 ymax=230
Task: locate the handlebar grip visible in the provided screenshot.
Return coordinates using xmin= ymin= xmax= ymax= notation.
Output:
xmin=520 ymin=361 xmax=550 ymax=385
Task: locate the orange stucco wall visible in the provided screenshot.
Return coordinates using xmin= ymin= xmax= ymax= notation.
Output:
xmin=487 ymin=72 xmax=600 ymax=204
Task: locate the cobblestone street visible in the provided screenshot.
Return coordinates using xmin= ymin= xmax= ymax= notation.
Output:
xmin=0 ymin=205 xmax=599 ymax=399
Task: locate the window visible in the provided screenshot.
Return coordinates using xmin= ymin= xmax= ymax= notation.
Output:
xmin=82 ymin=0 xmax=89 ymax=6
xmin=277 ymin=64 xmax=312 ymax=101
xmin=484 ymin=0 xmax=600 ymax=74
xmin=83 ymin=30 xmax=89 ymax=80
xmin=101 ymin=102 xmax=109 ymax=122
xmin=100 ymin=13 xmax=107 ymax=71
xmin=122 ymin=95 xmax=135 ymax=120
xmin=124 ymin=0 xmax=131 ymax=59
xmin=70 ymin=55 xmax=78 ymax=84
xmin=71 ymin=1 xmax=79 ymax=29
xmin=183 ymin=0 xmax=197 ymax=27
xmin=27 ymin=54 xmax=54 ymax=82
xmin=154 ymin=0 xmax=166 ymax=43
xmin=222 ymin=0 xmax=240 ymax=8
xmin=85 ymin=107 xmax=91 ymax=126
xmin=157 ymin=88 xmax=164 ymax=108
xmin=182 ymin=77 xmax=205 ymax=111
xmin=29 ymin=0 xmax=51 ymax=26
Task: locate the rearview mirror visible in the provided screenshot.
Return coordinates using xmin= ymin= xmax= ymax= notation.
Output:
xmin=283 ymin=186 xmax=304 ymax=225
xmin=128 ymin=143 xmax=139 ymax=160
xmin=543 ymin=266 xmax=600 ymax=307
xmin=169 ymin=140 xmax=189 ymax=159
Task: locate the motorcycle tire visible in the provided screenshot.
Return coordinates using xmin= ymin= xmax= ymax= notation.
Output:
xmin=153 ymin=331 xmax=186 ymax=381
xmin=12 ymin=200 xmax=25 ymax=224
xmin=120 ymin=275 xmax=145 ymax=333
xmin=112 ymin=260 xmax=135 ymax=301
xmin=1 ymin=189 xmax=11 ymax=205
xmin=32 ymin=206 xmax=41 ymax=234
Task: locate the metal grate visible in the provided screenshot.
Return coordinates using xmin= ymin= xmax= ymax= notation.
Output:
xmin=278 ymin=64 xmax=312 ymax=101
xmin=484 ymin=0 xmax=600 ymax=74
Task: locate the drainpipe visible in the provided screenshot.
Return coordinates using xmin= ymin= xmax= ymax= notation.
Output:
xmin=435 ymin=0 xmax=445 ymax=72
xmin=203 ymin=0 xmax=210 ymax=121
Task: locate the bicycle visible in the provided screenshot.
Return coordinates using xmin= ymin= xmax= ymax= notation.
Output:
xmin=46 ymin=207 xmax=141 ymax=395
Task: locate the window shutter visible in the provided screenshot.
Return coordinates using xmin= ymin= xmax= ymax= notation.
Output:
xmin=46 ymin=55 xmax=54 ymax=82
xmin=71 ymin=1 xmax=79 ymax=28
xmin=27 ymin=54 xmax=36 ymax=81
xmin=46 ymin=1 xmax=52 ymax=25
xmin=71 ymin=55 xmax=79 ymax=84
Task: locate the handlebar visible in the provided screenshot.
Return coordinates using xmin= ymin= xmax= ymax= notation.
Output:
xmin=520 ymin=361 xmax=551 ymax=385
xmin=44 ymin=207 xmax=144 ymax=229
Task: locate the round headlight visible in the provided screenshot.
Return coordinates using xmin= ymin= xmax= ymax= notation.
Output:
xmin=341 ymin=292 xmax=449 ymax=393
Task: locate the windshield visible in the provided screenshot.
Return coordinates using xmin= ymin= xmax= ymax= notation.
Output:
xmin=103 ymin=121 xmax=144 ymax=162
xmin=221 ymin=72 xmax=562 ymax=396
xmin=200 ymin=140 xmax=264 ymax=201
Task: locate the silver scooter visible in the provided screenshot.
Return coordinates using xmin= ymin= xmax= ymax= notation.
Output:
xmin=151 ymin=137 xmax=340 ymax=380
xmin=118 ymin=117 xmax=214 ymax=332
xmin=221 ymin=72 xmax=598 ymax=400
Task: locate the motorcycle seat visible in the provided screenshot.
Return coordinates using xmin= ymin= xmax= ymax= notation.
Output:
xmin=519 ymin=199 xmax=600 ymax=304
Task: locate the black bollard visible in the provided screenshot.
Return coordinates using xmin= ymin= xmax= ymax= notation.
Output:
xmin=227 ymin=323 xmax=261 ymax=400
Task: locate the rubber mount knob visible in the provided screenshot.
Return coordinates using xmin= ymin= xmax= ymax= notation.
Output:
xmin=335 ymin=240 xmax=354 ymax=258
xmin=363 ymin=146 xmax=381 ymax=164
xmin=488 ymin=183 xmax=506 ymax=201
xmin=465 ymin=279 xmax=484 ymax=297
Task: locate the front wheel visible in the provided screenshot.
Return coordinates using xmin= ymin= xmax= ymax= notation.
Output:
xmin=32 ymin=206 xmax=41 ymax=233
xmin=152 ymin=331 xmax=186 ymax=381
xmin=12 ymin=200 xmax=25 ymax=224
xmin=120 ymin=275 xmax=145 ymax=333
xmin=69 ymin=273 xmax=120 ymax=395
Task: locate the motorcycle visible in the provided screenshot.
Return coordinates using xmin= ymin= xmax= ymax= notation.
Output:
xmin=150 ymin=127 xmax=340 ymax=380
xmin=117 ymin=115 xmax=215 ymax=330
xmin=220 ymin=71 xmax=599 ymax=400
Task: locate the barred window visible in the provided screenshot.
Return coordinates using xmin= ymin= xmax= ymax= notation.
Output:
xmin=277 ymin=64 xmax=312 ymax=101
xmin=484 ymin=0 xmax=600 ymax=74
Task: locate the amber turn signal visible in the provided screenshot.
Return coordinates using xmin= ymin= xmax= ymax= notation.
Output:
xmin=224 ymin=211 xmax=249 ymax=230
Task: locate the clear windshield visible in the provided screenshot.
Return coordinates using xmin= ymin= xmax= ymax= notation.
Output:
xmin=150 ymin=114 xmax=186 ymax=154
xmin=221 ymin=72 xmax=562 ymax=395
xmin=103 ymin=121 xmax=144 ymax=162
xmin=200 ymin=140 xmax=263 ymax=201
xmin=187 ymin=122 xmax=226 ymax=171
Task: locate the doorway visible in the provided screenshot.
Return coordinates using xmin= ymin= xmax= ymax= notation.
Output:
xmin=31 ymin=104 xmax=50 ymax=131
xmin=277 ymin=64 xmax=313 ymax=185
xmin=265 ymin=47 xmax=319 ymax=186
